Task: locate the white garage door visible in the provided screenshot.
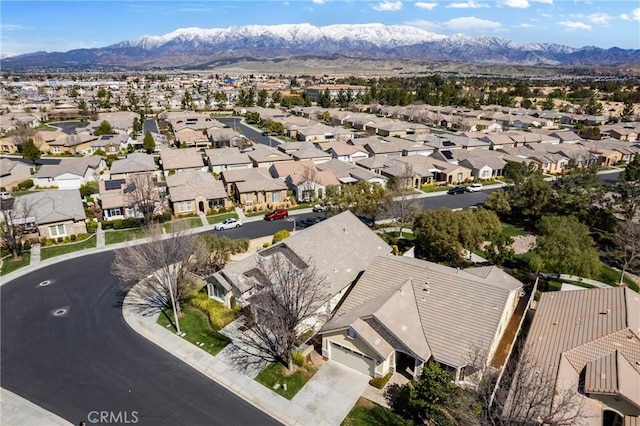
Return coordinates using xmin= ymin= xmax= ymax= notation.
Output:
xmin=330 ymin=342 xmax=376 ymax=376
xmin=58 ymin=179 xmax=81 ymax=190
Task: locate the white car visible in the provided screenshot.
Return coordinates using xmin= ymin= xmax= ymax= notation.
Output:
xmin=214 ymin=218 xmax=243 ymax=230
xmin=467 ymin=183 xmax=483 ymax=192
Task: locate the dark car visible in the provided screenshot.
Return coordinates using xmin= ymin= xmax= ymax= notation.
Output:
xmin=447 ymin=186 xmax=467 ymax=195
xmin=264 ymin=208 xmax=289 ymax=220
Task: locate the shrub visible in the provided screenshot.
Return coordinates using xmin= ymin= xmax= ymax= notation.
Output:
xmin=39 ymin=237 xmax=47 ymax=245
xmin=263 ymin=241 xmax=271 ymax=248
xmin=70 ymin=234 xmax=77 ymax=241
xmin=369 ymin=372 xmax=393 ymax=389
xmin=272 ymin=229 xmax=291 ymax=244
xmin=17 ymin=179 xmax=34 ymax=190
xmin=57 ymin=237 xmax=64 ymax=243
xmin=63 ymin=236 xmax=70 ymax=243
xmin=157 ymin=210 xmax=173 ymax=223
xmin=77 ymin=233 xmax=89 ymax=240
xmin=187 ymin=292 xmax=237 ymax=331
xmin=45 ymin=239 xmax=54 ymax=247
xmin=292 ymin=351 xmax=306 ymax=367
xmin=22 ymin=240 xmax=31 ymax=251
xmin=86 ymin=221 xmax=98 ymax=234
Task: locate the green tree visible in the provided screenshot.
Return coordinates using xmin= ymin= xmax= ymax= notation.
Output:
xmin=256 ymin=89 xmax=268 ymax=107
xmin=79 ymin=181 xmax=99 ymax=198
xmin=620 ymin=100 xmax=635 ymax=122
xmin=93 ymin=120 xmax=116 ymax=136
xmin=21 ymin=138 xmax=41 ymax=164
xmin=272 ymin=229 xmax=291 ymax=244
xmin=77 ymin=99 xmax=88 ymax=116
xmin=392 ymin=362 xmax=460 ymax=426
xmin=132 ymin=117 xmax=143 ymax=136
xmin=413 ymin=208 xmax=500 ymax=265
xmin=541 ymin=95 xmax=555 ymax=111
xmin=143 ymin=131 xmax=156 ymax=153
xmin=534 ymin=215 xmax=601 ymax=278
xmin=271 ymin=91 xmax=282 ymax=104
xmin=485 ymin=234 xmax=515 ymax=266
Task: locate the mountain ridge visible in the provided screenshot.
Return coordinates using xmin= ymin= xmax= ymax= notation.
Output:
xmin=2 ymin=23 xmax=639 ymax=71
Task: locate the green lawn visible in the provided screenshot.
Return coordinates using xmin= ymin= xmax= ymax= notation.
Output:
xmin=162 ymin=217 xmax=202 ymax=232
xmin=598 ymin=264 xmax=639 ymax=292
xmin=342 ymin=398 xmax=410 ymax=426
xmin=105 ymin=228 xmax=145 ymax=245
xmin=40 ymin=235 xmax=97 ymax=260
xmin=0 ymin=252 xmax=31 ymax=275
xmin=255 ymin=362 xmax=317 ymax=400
xmin=206 ymin=212 xmax=239 ymax=225
xmin=157 ymin=306 xmax=231 ymax=356
xmin=288 ymin=203 xmax=313 ymax=211
xmin=246 ymin=210 xmax=268 ymax=217
xmin=501 ymin=223 xmax=527 ymax=238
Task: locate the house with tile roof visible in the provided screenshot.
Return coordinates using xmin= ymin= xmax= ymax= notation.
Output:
xmin=206 ymin=211 xmax=393 ymax=317
xmin=319 ymin=255 xmax=523 ymax=379
xmin=34 ymin=157 xmax=106 ymax=189
xmin=109 ymin=153 xmax=156 ymax=180
xmin=159 ymin=148 xmax=206 ymax=176
xmin=16 ymin=189 xmax=87 ymax=238
xmin=0 ymin=158 xmax=32 ymax=191
xmin=204 ymin=147 xmax=253 ymax=174
xmin=166 ymin=170 xmax=228 ymax=215
xmin=220 ymin=168 xmax=288 ymax=210
xmin=512 ymin=287 xmax=640 ymax=425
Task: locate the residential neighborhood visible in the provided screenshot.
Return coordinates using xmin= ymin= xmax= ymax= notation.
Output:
xmin=1 ymin=72 xmax=639 ymax=426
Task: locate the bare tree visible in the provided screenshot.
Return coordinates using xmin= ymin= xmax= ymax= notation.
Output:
xmin=391 ymin=163 xmax=421 ymax=237
xmin=463 ymin=342 xmax=585 ymax=426
xmin=0 ymin=197 xmax=34 ymax=260
xmin=126 ymin=173 xmax=163 ymax=225
xmin=611 ymin=219 xmax=640 ymax=285
xmin=229 ymin=253 xmax=328 ymax=372
xmin=112 ymin=223 xmax=202 ymax=334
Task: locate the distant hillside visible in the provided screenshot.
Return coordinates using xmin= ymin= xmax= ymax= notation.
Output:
xmin=2 ymin=23 xmax=639 ymax=72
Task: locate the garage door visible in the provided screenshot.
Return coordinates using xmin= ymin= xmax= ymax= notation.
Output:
xmin=58 ymin=179 xmax=81 ymax=190
xmin=330 ymin=342 xmax=376 ymax=376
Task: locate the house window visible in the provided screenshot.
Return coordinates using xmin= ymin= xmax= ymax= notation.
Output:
xmin=177 ymin=201 xmax=193 ymax=213
xmin=245 ymin=193 xmax=254 ymax=202
xmin=49 ymin=224 xmax=66 ymax=237
xmin=106 ymin=208 xmax=122 ymax=217
xmin=53 ymin=146 xmax=60 ymax=153
xmin=347 ymin=328 xmax=356 ymax=339
xmin=272 ymin=191 xmax=281 ymax=203
xmin=481 ymin=170 xmax=490 ymax=178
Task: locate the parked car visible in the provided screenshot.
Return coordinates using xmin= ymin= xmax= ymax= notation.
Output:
xmin=447 ymin=186 xmax=467 ymax=195
xmin=214 ymin=218 xmax=243 ymax=230
xmin=467 ymin=183 xmax=483 ymax=192
xmin=312 ymin=204 xmax=325 ymax=213
xmin=264 ymin=209 xmax=289 ymax=221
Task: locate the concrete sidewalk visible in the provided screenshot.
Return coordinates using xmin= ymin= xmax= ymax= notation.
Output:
xmin=122 ymin=295 xmax=368 ymax=425
xmin=0 ymin=388 xmax=72 ymax=426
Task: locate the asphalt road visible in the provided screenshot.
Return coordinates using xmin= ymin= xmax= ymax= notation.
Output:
xmin=217 ymin=117 xmax=280 ymax=148
xmin=0 ymin=215 xmax=331 ymax=425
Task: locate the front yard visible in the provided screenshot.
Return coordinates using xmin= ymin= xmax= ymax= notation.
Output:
xmin=255 ymin=361 xmax=317 ymax=400
xmin=342 ymin=398 xmax=409 ymax=426
xmin=206 ymin=212 xmax=239 ymax=225
xmin=105 ymin=228 xmax=145 ymax=245
xmin=40 ymin=235 xmax=97 ymax=260
xmin=157 ymin=292 xmax=237 ymax=356
xmin=0 ymin=253 xmax=31 ymax=276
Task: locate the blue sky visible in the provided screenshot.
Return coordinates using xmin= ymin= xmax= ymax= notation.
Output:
xmin=1 ymin=1 xmax=639 ymax=56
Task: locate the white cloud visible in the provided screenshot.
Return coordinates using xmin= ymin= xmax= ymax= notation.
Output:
xmin=415 ymin=2 xmax=437 ymax=10
xmin=531 ymin=0 xmax=552 ymax=4
xmin=0 ymin=24 xmax=27 ymax=31
xmin=446 ymin=16 xmax=502 ymax=30
xmin=558 ymin=21 xmax=592 ymax=30
xmin=501 ymin=0 xmax=530 ymax=8
xmin=632 ymin=7 xmax=640 ymax=21
xmin=447 ymin=0 xmax=488 ymax=9
xmin=372 ymin=0 xmax=403 ymax=11
xmin=587 ymin=13 xmax=611 ymax=25
xmin=312 ymin=0 xmax=325 ymax=4
xmin=518 ymin=23 xmax=535 ymax=28
xmin=407 ymin=16 xmax=501 ymax=32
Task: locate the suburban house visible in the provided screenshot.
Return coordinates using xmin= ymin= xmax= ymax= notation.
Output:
xmin=108 ymin=153 xmax=157 ymax=180
xmin=325 ymin=142 xmax=370 ymax=163
xmin=34 ymin=157 xmax=106 ymax=189
xmin=90 ymin=134 xmax=127 ymax=154
xmin=205 ymin=147 xmax=253 ymax=174
xmin=98 ymin=178 xmax=144 ymax=221
xmin=608 ymin=128 xmax=638 ymax=142
xmin=320 ymin=255 xmax=523 ymax=380
xmin=290 ymin=145 xmax=333 ymax=164
xmin=17 ymin=189 xmax=87 ymax=238
xmin=159 ymin=148 xmax=206 ymax=176
xmin=206 ymin=128 xmax=248 ymax=149
xmin=513 ymin=287 xmax=640 ymax=425
xmin=48 ymin=134 xmax=98 ymax=155
xmin=166 ymin=170 xmax=229 ymax=215
xmin=174 ymin=128 xmax=210 ymax=149
xmin=32 ymin=129 xmax=66 ymax=153
xmin=205 ymin=211 xmax=393 ymax=319
xmin=220 ymin=168 xmax=288 ymax=210
xmin=317 ymin=159 xmax=388 ymax=187
xmin=247 ymin=145 xmax=294 ymax=168
xmin=269 ymin=160 xmax=340 ymax=202
xmin=0 ymin=158 xmax=32 ymax=190
xmin=0 ymin=135 xmax=22 ymax=154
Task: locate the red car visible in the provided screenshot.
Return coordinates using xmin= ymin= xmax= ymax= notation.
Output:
xmin=264 ymin=209 xmax=289 ymax=221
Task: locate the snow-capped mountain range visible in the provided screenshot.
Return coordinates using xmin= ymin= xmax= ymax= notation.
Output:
xmin=2 ymin=23 xmax=638 ymax=71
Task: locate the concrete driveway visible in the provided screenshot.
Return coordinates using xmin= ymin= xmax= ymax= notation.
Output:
xmin=292 ymin=361 xmax=370 ymax=425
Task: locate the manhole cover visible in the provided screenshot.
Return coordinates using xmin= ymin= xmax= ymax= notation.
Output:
xmin=37 ymin=280 xmax=53 ymax=287
xmin=51 ymin=307 xmax=69 ymax=317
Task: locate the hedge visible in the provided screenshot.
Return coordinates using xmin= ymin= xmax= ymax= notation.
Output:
xmin=369 ymin=372 xmax=393 ymax=389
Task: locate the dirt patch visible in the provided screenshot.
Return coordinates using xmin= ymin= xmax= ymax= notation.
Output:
xmin=510 ymin=235 xmax=537 ymax=254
